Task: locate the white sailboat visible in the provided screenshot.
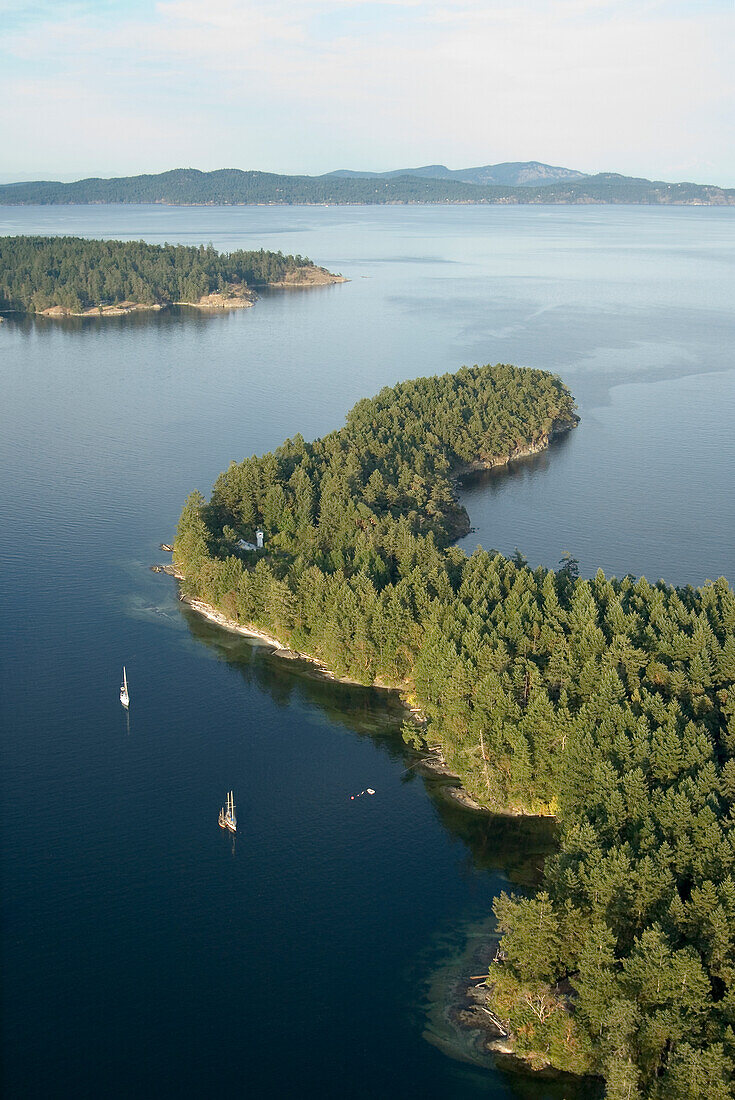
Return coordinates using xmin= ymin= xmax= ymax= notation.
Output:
xmin=218 ymin=790 xmax=237 ymax=833
xmin=120 ymin=666 xmax=129 ymax=709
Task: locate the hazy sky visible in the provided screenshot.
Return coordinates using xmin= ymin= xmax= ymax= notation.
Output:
xmin=2 ymin=0 xmax=734 ymax=184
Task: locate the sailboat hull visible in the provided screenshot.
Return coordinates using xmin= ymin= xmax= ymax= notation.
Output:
xmin=219 ymin=792 xmax=236 ymax=832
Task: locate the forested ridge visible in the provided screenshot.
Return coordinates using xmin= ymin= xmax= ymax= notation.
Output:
xmin=0 ymin=236 xmax=325 ymax=313
xmin=1 ymin=168 xmax=733 ymax=206
xmin=173 ymin=364 xmax=735 ymax=1098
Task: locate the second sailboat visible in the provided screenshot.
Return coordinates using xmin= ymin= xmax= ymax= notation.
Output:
xmin=120 ymin=666 xmax=129 ymax=709
xmin=218 ymin=791 xmax=237 ymax=833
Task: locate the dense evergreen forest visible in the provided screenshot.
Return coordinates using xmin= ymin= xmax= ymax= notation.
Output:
xmin=0 ymin=236 xmax=327 ymax=313
xmin=1 ymin=168 xmax=733 ymax=206
xmin=173 ymin=364 xmax=735 ymax=1098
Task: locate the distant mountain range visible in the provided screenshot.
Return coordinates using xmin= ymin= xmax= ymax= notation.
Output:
xmin=326 ymin=161 xmax=588 ymax=187
xmin=0 ymin=166 xmax=732 ymax=206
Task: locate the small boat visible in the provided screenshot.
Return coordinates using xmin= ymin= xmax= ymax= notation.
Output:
xmin=120 ymin=665 xmax=129 ymax=709
xmin=218 ymin=790 xmax=237 ymax=833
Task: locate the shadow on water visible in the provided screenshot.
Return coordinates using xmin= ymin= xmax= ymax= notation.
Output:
xmin=456 ymin=429 xmax=575 ymax=509
xmin=179 ymin=602 xmax=558 ymax=888
xmin=2 ymin=286 xmax=345 ymax=337
xmin=179 ymin=604 xmax=587 ymax=1096
xmin=2 ymin=303 xmax=234 ymax=334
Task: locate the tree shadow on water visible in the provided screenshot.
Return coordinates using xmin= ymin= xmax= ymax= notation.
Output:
xmin=180 ymin=603 xmax=558 ymax=887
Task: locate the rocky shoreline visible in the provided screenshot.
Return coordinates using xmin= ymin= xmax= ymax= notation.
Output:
xmin=443 ymin=415 xmax=579 ymax=546
xmin=261 ymin=267 xmax=347 ymax=288
xmin=431 ymin=935 xmax=515 ymax=1064
xmin=152 ymin=560 xmax=488 ymax=807
xmin=451 ymin=415 xmax=580 ymax=482
xmin=27 ymin=268 xmax=345 ymax=319
xmin=423 ymin=922 xmax=598 ymax=1090
xmin=35 ymin=294 xmax=255 ymax=319
xmin=162 ymin=567 xmax=540 ymax=815
xmin=155 ymin=561 xmax=406 ymax=685
xmin=38 ymin=301 xmax=166 ymax=319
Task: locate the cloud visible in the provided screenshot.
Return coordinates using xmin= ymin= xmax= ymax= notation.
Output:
xmin=2 ymin=0 xmax=734 ymax=181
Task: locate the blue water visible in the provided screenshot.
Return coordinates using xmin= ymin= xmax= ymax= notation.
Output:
xmin=1 ymin=204 xmax=733 ymax=1098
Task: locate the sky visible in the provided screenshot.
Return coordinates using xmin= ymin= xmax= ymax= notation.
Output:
xmin=2 ymin=0 xmax=734 ymax=185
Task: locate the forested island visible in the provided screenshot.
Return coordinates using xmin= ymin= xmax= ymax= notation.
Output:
xmin=173 ymin=364 xmax=735 ymax=1099
xmin=1 ymin=168 xmax=733 ymax=207
xmin=0 ymin=236 xmax=342 ymax=316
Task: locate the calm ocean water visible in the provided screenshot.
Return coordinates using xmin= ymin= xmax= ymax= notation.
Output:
xmin=1 ymin=204 xmax=733 ymax=1098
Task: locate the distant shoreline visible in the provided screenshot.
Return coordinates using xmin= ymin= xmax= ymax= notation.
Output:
xmin=2 ymin=164 xmax=734 ymax=207
xmin=3 ymin=198 xmax=734 ymax=208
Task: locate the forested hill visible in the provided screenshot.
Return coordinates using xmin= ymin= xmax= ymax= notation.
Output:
xmin=1 ymin=168 xmax=733 ymax=206
xmin=0 ymin=236 xmax=338 ymax=314
xmin=327 ymin=159 xmax=588 ymax=186
xmin=174 ymin=364 xmax=735 ymax=1097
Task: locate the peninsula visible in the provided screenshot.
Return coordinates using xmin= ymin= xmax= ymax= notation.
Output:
xmin=0 ymin=236 xmax=343 ymax=317
xmin=173 ymin=363 xmax=735 ymax=1098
